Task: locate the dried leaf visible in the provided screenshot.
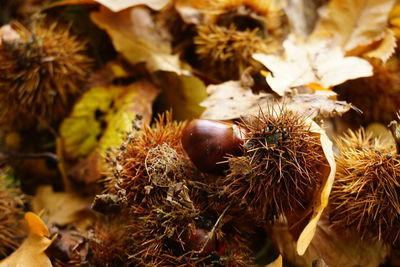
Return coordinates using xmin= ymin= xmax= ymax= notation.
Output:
xmin=91 ymin=7 xmax=189 ymax=74
xmin=30 ymin=186 xmax=93 ymax=229
xmin=200 ymin=81 xmax=274 ymax=120
xmin=277 ymin=215 xmax=389 ymax=267
xmin=153 ymin=72 xmax=210 ymax=120
xmin=67 ymin=150 xmax=103 ymax=184
xmin=314 ymin=0 xmax=396 ymax=52
xmin=94 ymin=0 xmax=171 ymax=12
xmin=0 ymin=212 xmax=54 ymax=267
xmin=365 ymin=29 xmax=397 ymax=62
xmin=200 ymin=80 xmax=353 ymax=120
xmin=60 ymin=79 xmax=159 ymax=159
xmin=265 ymin=255 xmax=283 ymax=267
xmin=296 ymin=119 xmax=336 ymax=255
xmin=253 ymin=35 xmax=373 ymax=96
xmin=389 ymin=3 xmax=400 ymax=38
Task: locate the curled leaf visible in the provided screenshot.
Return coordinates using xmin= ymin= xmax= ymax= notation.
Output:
xmin=296 ymin=119 xmax=336 ymax=255
xmin=0 ymin=212 xmax=54 ymax=267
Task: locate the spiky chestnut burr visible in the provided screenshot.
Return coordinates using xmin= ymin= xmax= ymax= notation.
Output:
xmin=86 ymin=217 xmax=134 ymax=266
xmin=0 ymin=168 xmax=24 ymax=258
xmin=0 ymin=18 xmax=92 ymax=130
xmin=194 ymin=0 xmax=288 ymax=80
xmin=205 ymin=0 xmax=286 ymax=36
xmin=195 ymin=25 xmax=270 ymax=80
xmin=105 ymin=114 xmax=255 ymax=266
xmin=220 ymin=108 xmax=328 ymax=225
xmin=127 ymin=205 xmax=254 ymax=266
xmin=105 ymin=113 xmax=194 ymax=207
xmin=329 ymin=129 xmax=400 ymax=245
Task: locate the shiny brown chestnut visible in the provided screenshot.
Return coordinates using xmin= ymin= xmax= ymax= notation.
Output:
xmin=184 ymin=228 xmax=226 ymax=256
xmin=181 ymin=119 xmax=246 ymax=173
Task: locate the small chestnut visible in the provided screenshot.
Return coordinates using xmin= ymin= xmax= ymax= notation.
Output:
xmin=184 ymin=228 xmax=226 ymax=256
xmin=181 ymin=119 xmax=245 ymax=173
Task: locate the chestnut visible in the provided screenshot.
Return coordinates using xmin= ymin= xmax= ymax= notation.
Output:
xmin=181 ymin=119 xmax=245 ymax=173
xmin=184 ymin=228 xmax=226 ymax=256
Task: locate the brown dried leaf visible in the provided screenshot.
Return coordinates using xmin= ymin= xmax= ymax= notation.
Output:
xmin=200 ymin=80 xmax=353 ymax=120
xmin=296 ymin=119 xmax=336 ymax=255
xmin=253 ymin=35 xmax=373 ymax=95
xmin=30 ymin=186 xmax=94 ymax=229
xmin=91 ymin=6 xmax=188 ymax=74
xmin=314 ymin=0 xmax=396 ymax=53
xmin=273 ymin=214 xmax=389 ymax=267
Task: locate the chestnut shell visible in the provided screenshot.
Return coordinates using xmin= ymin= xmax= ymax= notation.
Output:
xmin=181 ymin=119 xmax=245 ymax=173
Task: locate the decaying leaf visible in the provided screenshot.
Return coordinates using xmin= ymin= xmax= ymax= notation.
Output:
xmin=60 ymin=78 xmax=159 ymax=159
xmin=296 ymin=119 xmax=336 ymax=255
xmin=274 ymin=214 xmax=389 ymax=267
xmin=314 ymin=0 xmax=396 ymax=53
xmin=30 ymin=186 xmax=94 ymax=229
xmin=0 ymin=212 xmax=54 ymax=267
xmin=91 ymin=6 xmax=189 ymax=74
xmin=253 ymin=35 xmax=373 ymax=96
xmin=200 ymin=80 xmax=354 ymax=120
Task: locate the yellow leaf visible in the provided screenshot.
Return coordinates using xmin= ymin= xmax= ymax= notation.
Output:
xmin=153 ymin=72 xmax=207 ymax=120
xmin=60 ymin=78 xmax=159 ymax=159
xmin=390 ymin=17 xmax=400 ymax=27
xmin=25 ymin=212 xmax=49 ymax=237
xmin=253 ymin=35 xmax=373 ymax=95
xmin=265 ymin=255 xmax=282 ymax=267
xmin=0 ymin=212 xmax=54 ymax=267
xmin=307 ymin=83 xmax=331 ymax=92
xmin=314 ymin=0 xmax=396 ymax=52
xmin=389 ymin=2 xmax=400 ymax=19
xmin=389 ymin=3 xmax=400 ymax=38
xmin=297 ymin=119 xmax=336 ymax=255
xmin=91 ymin=7 xmax=189 ymax=74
